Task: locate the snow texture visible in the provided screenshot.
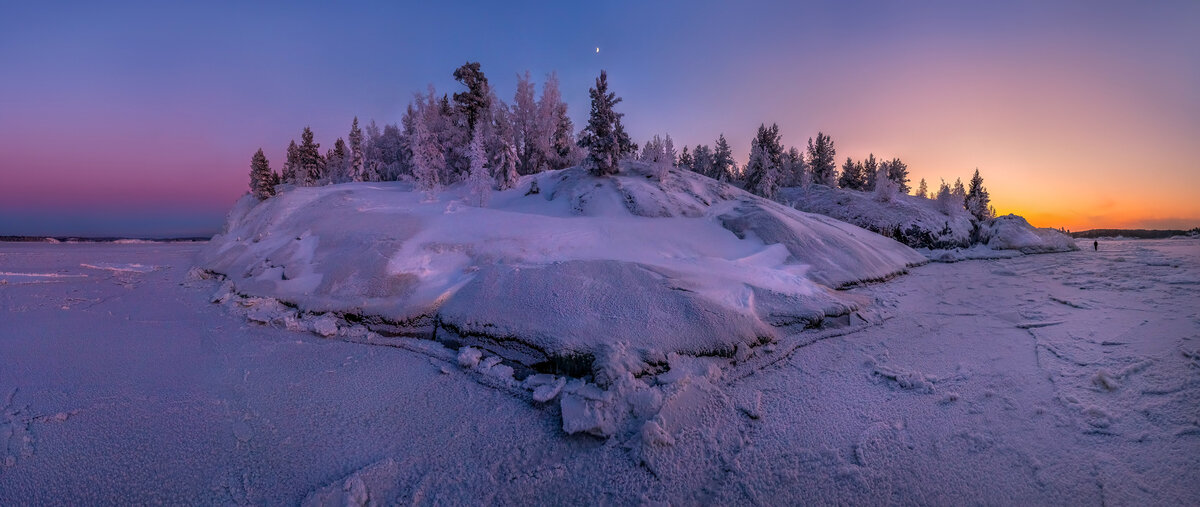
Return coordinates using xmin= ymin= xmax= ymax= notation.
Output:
xmin=1 ymin=237 xmax=1197 ymax=504
xmin=198 ymin=163 xmax=925 ymax=377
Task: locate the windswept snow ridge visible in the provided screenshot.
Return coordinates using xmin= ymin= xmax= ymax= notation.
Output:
xmin=200 ymin=164 xmax=925 ymax=381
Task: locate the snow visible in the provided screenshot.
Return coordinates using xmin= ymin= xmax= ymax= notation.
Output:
xmin=1 ymin=237 xmax=1197 ymax=503
xmin=981 ymin=213 xmax=1080 ymax=253
xmin=199 ymin=164 xmax=926 ymax=378
xmin=778 ymin=185 xmax=1078 ymax=258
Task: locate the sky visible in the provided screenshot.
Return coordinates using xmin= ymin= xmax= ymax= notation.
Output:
xmin=2 ymin=0 xmax=1197 ymax=237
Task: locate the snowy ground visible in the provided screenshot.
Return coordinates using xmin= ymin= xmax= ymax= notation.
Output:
xmin=1 ymin=239 xmax=1197 ymax=504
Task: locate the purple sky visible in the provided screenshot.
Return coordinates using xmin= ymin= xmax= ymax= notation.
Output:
xmin=2 ymin=0 xmax=1197 ymax=236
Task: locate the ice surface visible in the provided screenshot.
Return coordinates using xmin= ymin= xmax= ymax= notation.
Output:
xmin=199 ymin=164 xmax=925 ymax=376
xmin=1 ymin=232 xmax=1194 ymax=504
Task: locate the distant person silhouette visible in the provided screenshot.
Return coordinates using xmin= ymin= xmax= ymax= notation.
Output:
xmin=1094 ymin=240 xmax=1098 ymax=251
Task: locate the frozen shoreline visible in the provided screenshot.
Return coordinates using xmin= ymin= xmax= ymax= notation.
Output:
xmin=1 ymin=239 xmax=1197 ymax=504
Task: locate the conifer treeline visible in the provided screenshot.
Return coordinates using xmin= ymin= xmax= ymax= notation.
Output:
xmin=250 ymin=65 xmax=993 ymax=220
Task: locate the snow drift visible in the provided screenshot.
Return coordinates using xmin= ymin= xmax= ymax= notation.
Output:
xmin=199 ymin=163 xmax=925 ymax=378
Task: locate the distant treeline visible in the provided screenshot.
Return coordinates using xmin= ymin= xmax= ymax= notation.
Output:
xmin=0 ymin=236 xmax=211 ymax=243
xmin=1070 ymin=228 xmax=1200 ymax=239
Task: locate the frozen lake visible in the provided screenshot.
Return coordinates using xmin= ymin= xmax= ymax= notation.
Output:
xmin=1 ymin=239 xmax=1197 ymax=504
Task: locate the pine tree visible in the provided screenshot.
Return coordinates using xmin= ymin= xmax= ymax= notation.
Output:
xmin=916 ymin=178 xmax=928 ymax=199
xmin=806 ymin=132 xmax=837 ymax=186
xmin=838 ymin=157 xmax=867 ymax=190
xmin=886 ymin=158 xmax=910 ymax=193
xmin=452 ymin=62 xmax=491 ymax=135
xmin=363 ymin=120 xmax=384 ymax=182
xmin=578 ymin=70 xmax=635 ymax=176
xmin=952 ymin=177 xmax=966 ymax=203
xmin=348 ymin=117 xmax=365 ymax=182
xmin=297 ymin=127 xmax=324 ymax=186
xmin=249 ymin=148 xmax=277 ymax=200
xmin=712 ymin=134 xmax=735 ymax=181
xmin=863 ymin=153 xmax=878 ymax=191
xmin=965 ymin=168 xmax=993 ymax=221
xmin=744 ymin=124 xmax=784 ymax=198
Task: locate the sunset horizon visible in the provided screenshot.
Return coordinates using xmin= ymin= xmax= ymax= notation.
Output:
xmin=3 ymin=1 xmax=1198 ymax=236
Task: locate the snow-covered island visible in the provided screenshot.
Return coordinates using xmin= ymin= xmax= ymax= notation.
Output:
xmin=3 ymin=64 xmax=1192 ymax=505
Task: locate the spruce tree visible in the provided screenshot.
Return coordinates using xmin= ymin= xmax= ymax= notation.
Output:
xmin=348 ymin=117 xmax=364 ymax=182
xmin=578 ymin=70 xmax=634 ymax=176
xmin=806 ymin=132 xmax=837 ymax=186
xmin=744 ymin=124 xmax=784 ymax=197
xmin=965 ymin=168 xmax=992 ymax=221
xmin=249 ymin=148 xmax=276 ymax=200
xmin=712 ymin=134 xmax=735 ymax=181
xmin=677 ymin=144 xmax=690 ymax=170
xmin=297 ymin=127 xmax=324 ymax=186
xmin=513 ymin=71 xmax=539 ymax=174
xmin=282 ymin=140 xmax=299 ymax=184
xmin=324 ymin=137 xmax=348 ymax=183
xmin=838 ymin=157 xmax=868 ymax=190
xmin=692 ymin=144 xmax=714 ymax=178
xmin=916 ymin=178 xmax=928 ymax=199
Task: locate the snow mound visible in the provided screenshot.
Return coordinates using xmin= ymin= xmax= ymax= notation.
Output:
xmin=778 ymin=184 xmax=974 ymax=249
xmin=980 ymin=214 xmax=1079 ymax=254
xmin=199 ymin=163 xmax=924 ymax=378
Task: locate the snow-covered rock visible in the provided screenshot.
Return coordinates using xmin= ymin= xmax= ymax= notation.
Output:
xmin=199 ymin=163 xmax=925 ymax=378
xmin=778 ymin=184 xmax=975 ymax=249
xmin=778 ymin=185 xmax=1079 ymax=256
xmin=980 ymin=214 xmax=1079 ymax=254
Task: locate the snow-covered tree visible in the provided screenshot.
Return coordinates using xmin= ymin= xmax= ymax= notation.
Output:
xmin=691 ymin=144 xmax=714 ymax=178
xmin=324 ymin=137 xmax=349 ymax=183
xmin=281 ymin=140 xmax=299 ymax=184
xmin=297 ymin=127 xmax=324 ymax=186
xmin=674 ymin=143 xmax=688 ymax=170
xmin=513 ymin=71 xmax=539 ymax=174
xmin=916 ymin=178 xmax=928 ymax=199
xmin=490 ymin=99 xmax=520 ymax=190
xmin=746 ymin=143 xmax=779 ymax=198
xmin=863 ymin=153 xmax=879 ymax=191
xmin=965 ymin=169 xmax=992 ymax=221
xmin=348 ymin=117 xmax=365 ymax=182
xmin=411 ymin=101 xmax=443 ymax=199
xmin=952 ymin=177 xmax=966 ymax=204
xmin=578 ymin=70 xmax=635 ymax=176
xmin=780 ymin=146 xmax=806 ymax=187
xmin=466 ymin=123 xmax=491 ymax=206
xmin=712 ymin=134 xmax=735 ymax=181
xmin=838 ymin=157 xmax=868 ymax=190
xmin=744 ymin=123 xmax=784 ymax=197
xmin=806 ymin=132 xmax=837 ymax=186
xmin=249 ymin=148 xmax=277 ymax=200
xmin=935 ymin=179 xmax=955 ymax=214
xmin=885 ymin=158 xmax=910 ymax=194
xmin=537 ymin=72 xmax=578 ymax=171
xmin=874 ymin=164 xmax=897 ymax=202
